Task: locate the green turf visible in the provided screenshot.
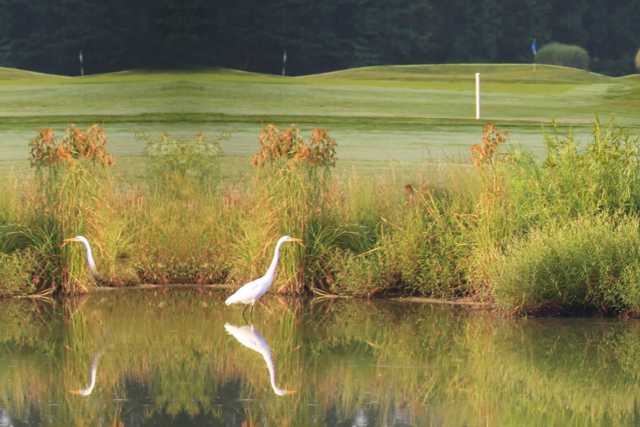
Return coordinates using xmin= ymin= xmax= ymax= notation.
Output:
xmin=1 ymin=64 xmax=639 ymax=173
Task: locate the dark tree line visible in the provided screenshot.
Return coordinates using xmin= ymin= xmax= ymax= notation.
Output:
xmin=0 ymin=0 xmax=638 ymax=76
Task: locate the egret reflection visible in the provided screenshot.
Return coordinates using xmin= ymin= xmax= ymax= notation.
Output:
xmin=224 ymin=323 xmax=295 ymax=396
xmin=69 ymin=350 xmax=103 ymax=396
xmin=0 ymin=408 xmax=14 ymax=427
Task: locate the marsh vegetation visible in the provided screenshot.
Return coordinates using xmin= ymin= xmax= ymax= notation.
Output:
xmin=2 ymin=65 xmax=640 ymax=314
xmin=2 ymin=116 xmax=640 ymax=315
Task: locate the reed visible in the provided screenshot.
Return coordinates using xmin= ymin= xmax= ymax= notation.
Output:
xmin=29 ymin=125 xmax=123 ymax=293
xmin=130 ymin=132 xmax=229 ymax=284
xmin=2 ymin=120 xmax=640 ymax=315
xmin=469 ymin=119 xmax=640 ymax=311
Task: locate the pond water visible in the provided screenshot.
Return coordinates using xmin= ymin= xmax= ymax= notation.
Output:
xmin=1 ymin=289 xmax=639 ymax=426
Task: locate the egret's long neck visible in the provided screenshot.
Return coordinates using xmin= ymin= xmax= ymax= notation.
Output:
xmin=261 ymin=349 xmax=287 ymax=396
xmin=79 ymin=240 xmax=98 ymax=277
xmin=265 ymin=239 xmax=286 ymax=278
xmin=81 ymin=353 xmax=101 ymax=396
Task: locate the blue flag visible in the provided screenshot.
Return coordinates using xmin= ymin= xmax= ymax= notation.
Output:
xmin=531 ymin=38 xmax=537 ymax=56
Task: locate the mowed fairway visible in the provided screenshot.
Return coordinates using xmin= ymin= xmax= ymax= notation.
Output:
xmin=1 ymin=64 xmax=639 ymax=174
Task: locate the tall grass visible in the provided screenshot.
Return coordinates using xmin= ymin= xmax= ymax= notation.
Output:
xmin=3 ymin=120 xmax=640 ymax=315
xmin=131 ymin=132 xmax=229 ymax=283
xmin=0 ymin=177 xmax=35 ymax=295
xmin=29 ymin=125 xmax=124 ymax=293
xmin=471 ymin=119 xmax=640 ymax=312
xmin=327 ymin=172 xmax=475 ymax=297
xmin=489 ymin=215 xmax=640 ymax=314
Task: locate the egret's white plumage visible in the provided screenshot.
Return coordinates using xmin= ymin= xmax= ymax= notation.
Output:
xmin=224 ymin=323 xmax=294 ymax=396
xmin=69 ymin=351 xmax=103 ymax=396
xmin=225 ymin=235 xmax=302 ymax=309
xmin=63 ymin=235 xmax=98 ymax=277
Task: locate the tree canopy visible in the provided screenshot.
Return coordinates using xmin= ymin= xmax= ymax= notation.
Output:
xmin=0 ymin=0 xmax=638 ymax=76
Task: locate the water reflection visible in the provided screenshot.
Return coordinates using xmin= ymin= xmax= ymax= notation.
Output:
xmin=0 ymin=291 xmax=639 ymax=426
xmin=353 ymin=408 xmax=369 ymax=426
xmin=69 ymin=350 xmax=103 ymax=396
xmin=0 ymin=408 xmax=14 ymax=427
xmin=224 ymin=323 xmax=295 ymax=396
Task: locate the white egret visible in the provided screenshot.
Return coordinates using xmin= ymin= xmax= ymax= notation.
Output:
xmin=69 ymin=350 xmax=103 ymax=396
xmin=225 ymin=235 xmax=302 ymax=316
xmin=62 ymin=235 xmax=98 ymax=278
xmin=224 ymin=323 xmax=294 ymax=396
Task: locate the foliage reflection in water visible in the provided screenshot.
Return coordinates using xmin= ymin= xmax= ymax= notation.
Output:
xmin=0 ymin=290 xmax=640 ymax=426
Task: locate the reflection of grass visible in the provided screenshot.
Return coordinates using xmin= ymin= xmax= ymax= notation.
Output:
xmin=464 ymin=319 xmax=640 ymax=425
xmin=3 ymin=293 xmax=640 ymax=425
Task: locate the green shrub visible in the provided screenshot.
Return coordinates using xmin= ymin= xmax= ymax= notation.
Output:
xmin=326 ymin=171 xmax=474 ymax=298
xmin=143 ymin=132 xmax=223 ymax=197
xmin=379 ymin=186 xmax=472 ymax=298
xmin=130 ymin=132 xmax=229 ymax=284
xmin=536 ymin=42 xmax=590 ymax=70
xmin=0 ymin=249 xmax=39 ymax=296
xmin=0 ymin=177 xmax=29 ymax=254
xmin=322 ymin=174 xmax=400 ymax=296
xmin=470 ymin=120 xmax=640 ymax=294
xmin=501 ymin=120 xmax=640 ymax=227
xmin=489 ymin=215 xmax=640 ymax=315
xmin=328 ymin=248 xmax=389 ymax=296
xmin=131 ymin=191 xmax=231 ymax=285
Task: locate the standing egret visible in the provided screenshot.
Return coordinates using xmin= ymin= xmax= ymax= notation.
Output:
xmin=63 ymin=235 xmax=98 ymax=278
xmin=69 ymin=350 xmax=103 ymax=396
xmin=225 ymin=235 xmax=302 ymax=317
xmin=224 ymin=323 xmax=294 ymax=396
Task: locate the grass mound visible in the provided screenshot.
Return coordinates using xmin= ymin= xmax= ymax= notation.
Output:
xmin=306 ymin=63 xmax=606 ymax=84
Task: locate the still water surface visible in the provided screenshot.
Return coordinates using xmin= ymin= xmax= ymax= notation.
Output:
xmin=1 ymin=289 xmax=639 ymax=426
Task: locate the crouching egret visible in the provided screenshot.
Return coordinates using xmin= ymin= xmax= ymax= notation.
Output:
xmin=63 ymin=235 xmax=98 ymax=278
xmin=224 ymin=323 xmax=295 ymax=396
xmin=225 ymin=235 xmax=302 ymax=317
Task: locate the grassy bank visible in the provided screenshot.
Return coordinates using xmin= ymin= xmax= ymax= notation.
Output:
xmin=2 ymin=119 xmax=640 ymax=315
xmin=1 ymin=64 xmax=640 ymax=176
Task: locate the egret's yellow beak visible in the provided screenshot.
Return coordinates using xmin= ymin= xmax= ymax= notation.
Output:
xmin=61 ymin=238 xmax=75 ymax=247
xmin=288 ymin=238 xmax=303 ymax=246
xmin=68 ymin=389 xmax=82 ymax=395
